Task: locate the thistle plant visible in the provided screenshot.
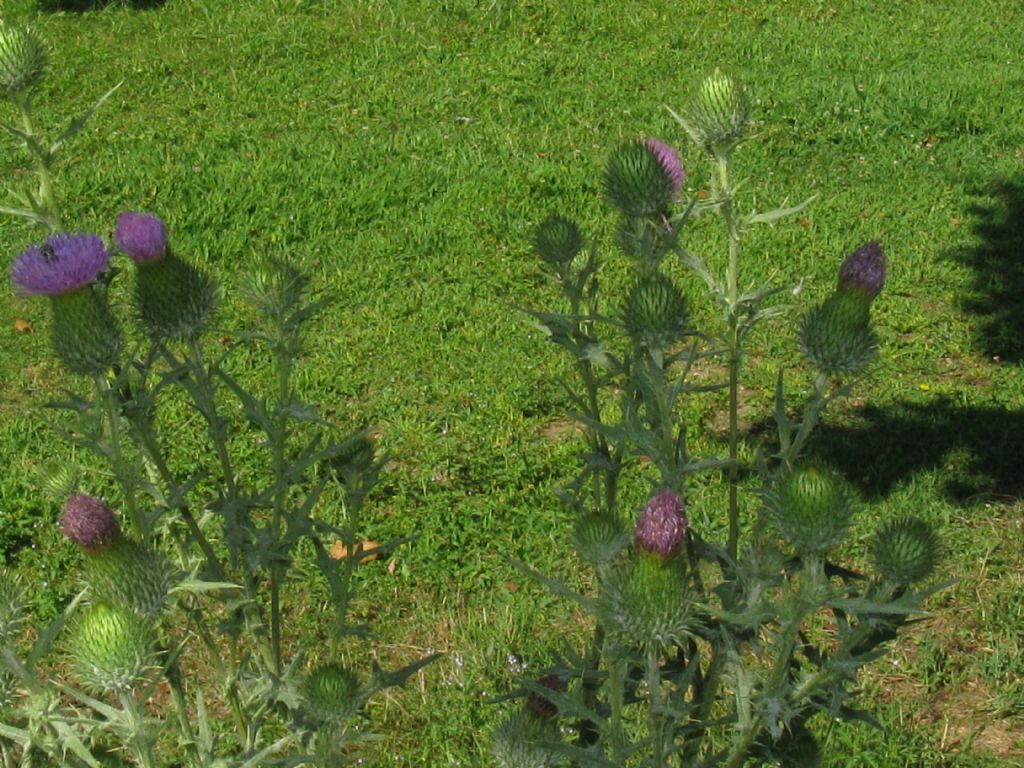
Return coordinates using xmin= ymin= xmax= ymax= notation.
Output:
xmin=496 ymin=70 xmax=945 ymax=766
xmin=2 ymin=33 xmax=432 ymax=768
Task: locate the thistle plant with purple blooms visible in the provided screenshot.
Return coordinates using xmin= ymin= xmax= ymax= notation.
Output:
xmin=3 ymin=210 xmax=434 ymax=768
xmin=498 ymin=71 xmax=944 ymax=767
xmin=2 ymin=40 xmax=434 ymax=760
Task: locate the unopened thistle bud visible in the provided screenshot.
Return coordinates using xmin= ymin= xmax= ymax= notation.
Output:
xmin=491 ymin=710 xmax=561 ymax=768
xmin=532 ymin=215 xmax=584 ymax=270
xmin=302 ymin=663 xmax=362 ymax=725
xmin=766 ymin=462 xmax=854 ymax=557
xmin=677 ymin=68 xmax=753 ymax=157
xmin=634 ymin=489 xmax=688 ymax=560
xmin=838 ymin=241 xmax=886 ymax=300
xmin=0 ymin=570 xmax=27 ymax=647
xmin=605 ymin=140 xmax=679 ymax=218
xmin=872 ymin=517 xmax=940 ymax=586
xmin=10 ymin=233 xmax=120 ymax=376
xmin=69 ymin=603 xmax=158 ymax=695
xmin=0 ymin=23 xmax=46 ymax=97
xmin=116 ymin=212 xmax=217 ymax=341
xmin=571 ymin=513 xmax=629 ymax=568
xmin=622 ymin=272 xmax=690 ymax=350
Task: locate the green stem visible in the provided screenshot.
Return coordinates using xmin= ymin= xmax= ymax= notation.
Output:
xmin=95 ymin=375 xmax=143 ymax=536
xmin=165 ymin=658 xmax=201 ymax=765
xmin=119 ymin=693 xmax=157 ymax=768
xmin=14 ymin=93 xmax=61 ymax=231
xmin=784 ymin=372 xmax=831 ymax=466
xmin=268 ymin=339 xmax=294 ymax=677
xmin=717 ymin=151 xmax=743 ymax=563
xmin=647 ymin=650 xmax=666 ymax=768
xmin=185 ymin=339 xmax=237 ymax=498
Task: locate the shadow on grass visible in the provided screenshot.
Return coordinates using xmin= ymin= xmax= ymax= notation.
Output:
xmin=949 ymin=179 xmax=1024 ymax=362
xmin=37 ymin=0 xmax=165 ymax=11
xmin=810 ymin=397 xmax=1024 ymax=504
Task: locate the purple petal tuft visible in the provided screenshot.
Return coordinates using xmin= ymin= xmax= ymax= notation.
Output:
xmin=115 ymin=212 xmax=168 ymax=264
xmin=838 ymin=241 xmax=886 ymax=299
xmin=60 ymin=494 xmax=121 ymax=550
xmin=634 ymin=489 xmax=688 ymax=558
xmin=646 ymin=138 xmax=686 ymax=194
xmin=11 ymin=233 xmax=110 ymax=296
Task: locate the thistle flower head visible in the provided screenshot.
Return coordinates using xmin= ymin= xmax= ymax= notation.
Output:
xmin=604 ymin=140 xmax=678 ymax=218
xmin=765 ymin=462 xmax=855 ymax=557
xmin=60 ymin=494 xmax=121 ymax=551
xmin=0 ymin=23 xmax=46 ymax=97
xmin=532 ymin=214 xmax=584 ymax=269
xmin=838 ymin=241 xmax=886 ymax=299
xmin=645 ymin=138 xmax=685 ymax=194
xmin=115 ymin=212 xmax=168 ymax=264
xmin=10 ymin=233 xmax=110 ymax=297
xmin=302 ymin=663 xmax=362 ymax=725
xmin=872 ymin=516 xmax=941 ymax=586
xmin=634 ymin=489 xmax=688 ymax=559
xmin=677 ymin=68 xmax=753 ymax=157
xmin=68 ymin=603 xmax=158 ymax=695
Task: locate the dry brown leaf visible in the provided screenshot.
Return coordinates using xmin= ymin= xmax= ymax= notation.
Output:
xmin=329 ymin=539 xmax=382 ymax=563
xmin=14 ymin=319 xmax=33 ymax=334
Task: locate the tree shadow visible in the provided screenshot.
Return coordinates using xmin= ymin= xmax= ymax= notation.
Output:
xmin=809 ymin=397 xmax=1024 ymax=504
xmin=37 ymin=0 xmax=165 ymax=12
xmin=949 ymin=179 xmax=1024 ymax=362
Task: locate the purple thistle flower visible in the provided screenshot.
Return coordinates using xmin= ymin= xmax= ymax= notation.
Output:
xmin=646 ymin=138 xmax=686 ymax=194
xmin=115 ymin=212 xmax=168 ymax=264
xmin=838 ymin=241 xmax=886 ymax=299
xmin=60 ymin=494 xmax=121 ymax=551
xmin=634 ymin=489 xmax=688 ymax=559
xmin=10 ymin=233 xmax=110 ymax=297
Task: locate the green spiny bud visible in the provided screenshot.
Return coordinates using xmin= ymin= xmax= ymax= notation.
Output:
xmin=605 ymin=140 xmax=677 ymax=218
xmin=622 ymin=271 xmax=689 ymax=350
xmin=533 ymin=215 xmax=583 ymax=269
xmin=598 ymin=553 xmax=695 ymax=652
xmin=134 ymin=253 xmax=217 ymax=341
xmin=242 ymin=257 xmax=308 ymax=319
xmin=0 ymin=670 xmax=17 ymax=710
xmin=872 ymin=517 xmax=940 ymax=586
xmin=677 ymin=68 xmax=753 ymax=157
xmin=490 ymin=710 xmax=561 ymax=768
xmin=766 ymin=462 xmax=854 ymax=557
xmin=0 ymin=570 xmax=27 ymax=647
xmin=0 ymin=23 xmax=46 ymax=97
xmin=84 ymin=539 xmax=173 ymax=619
xmin=571 ymin=513 xmax=629 ymax=568
xmin=69 ymin=603 xmax=158 ymax=695
xmin=799 ymin=290 xmax=877 ymax=375
xmin=50 ymin=286 xmax=121 ymax=376
xmin=302 ymin=663 xmax=362 ymax=725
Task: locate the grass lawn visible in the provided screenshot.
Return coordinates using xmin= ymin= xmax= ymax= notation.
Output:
xmin=2 ymin=0 xmax=1024 ymax=764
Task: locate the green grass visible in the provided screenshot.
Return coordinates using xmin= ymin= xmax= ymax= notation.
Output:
xmin=2 ymin=0 xmax=1024 ymax=764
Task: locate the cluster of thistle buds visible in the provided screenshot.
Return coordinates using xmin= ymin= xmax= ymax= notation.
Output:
xmin=58 ymin=494 xmax=173 ymax=695
xmin=9 ymin=212 xmax=217 ymax=375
